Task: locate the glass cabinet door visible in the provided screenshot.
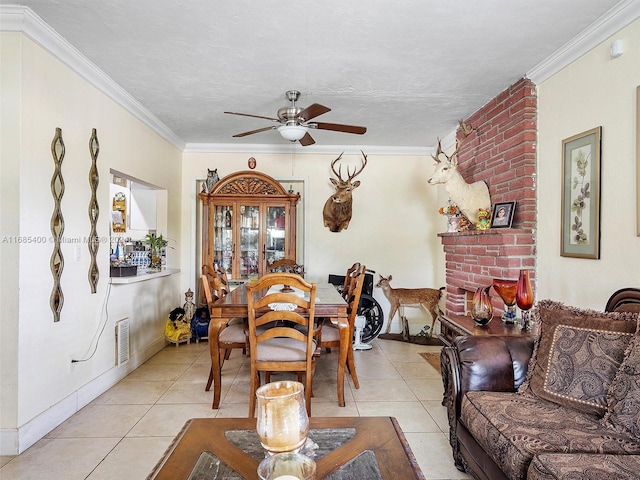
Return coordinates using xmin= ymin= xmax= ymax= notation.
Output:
xmin=239 ymin=205 xmax=260 ymax=279
xmin=266 ymin=205 xmax=287 ymax=267
xmin=213 ymin=204 xmax=234 ymax=276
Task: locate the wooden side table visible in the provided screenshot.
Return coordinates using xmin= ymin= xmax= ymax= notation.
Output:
xmin=438 ymin=312 xmax=532 ymax=347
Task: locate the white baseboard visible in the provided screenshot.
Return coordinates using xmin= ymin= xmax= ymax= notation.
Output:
xmin=0 ymin=337 xmax=166 ymax=455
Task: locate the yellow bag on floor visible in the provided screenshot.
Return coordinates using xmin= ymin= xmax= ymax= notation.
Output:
xmin=165 ymin=307 xmax=191 ymax=343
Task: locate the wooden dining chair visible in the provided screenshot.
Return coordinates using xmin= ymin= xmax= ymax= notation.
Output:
xmin=268 ymin=258 xmax=305 ymax=277
xmin=246 ymin=272 xmax=317 ymax=417
xmin=213 ymin=264 xmax=232 ymax=294
xmin=202 ymin=263 xmax=232 ymax=296
xmin=318 ymin=262 xmax=366 ymax=392
xmin=321 ymin=262 xmax=364 ymax=351
xmin=201 ymin=274 xmax=247 ymax=393
xmin=340 ymin=262 xmax=362 ymax=300
xmin=201 ymin=264 xmax=216 ymax=304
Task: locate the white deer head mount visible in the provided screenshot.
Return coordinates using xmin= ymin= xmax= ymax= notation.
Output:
xmin=428 ymin=121 xmax=491 ymax=225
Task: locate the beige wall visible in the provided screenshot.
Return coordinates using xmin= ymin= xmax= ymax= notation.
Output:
xmin=180 ymin=151 xmax=448 ymax=332
xmin=0 ymin=32 xmax=22 ymax=443
xmin=537 ymin=18 xmax=640 ymax=309
xmin=1 ymin=33 xmax=182 ymax=453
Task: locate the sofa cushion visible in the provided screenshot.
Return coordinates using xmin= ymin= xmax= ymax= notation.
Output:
xmin=519 ymin=300 xmax=638 ymax=416
xmin=460 ymin=390 xmax=640 ymax=480
xmin=528 ymin=453 xmax=640 ymax=480
xmin=603 ymin=328 xmax=640 ymax=437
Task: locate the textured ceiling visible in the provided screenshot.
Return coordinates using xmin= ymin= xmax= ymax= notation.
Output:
xmin=11 ymin=0 xmax=624 ymax=148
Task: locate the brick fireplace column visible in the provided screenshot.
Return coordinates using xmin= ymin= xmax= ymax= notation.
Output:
xmin=438 ymin=78 xmax=537 ymax=316
xmin=439 ymin=229 xmax=535 ymax=315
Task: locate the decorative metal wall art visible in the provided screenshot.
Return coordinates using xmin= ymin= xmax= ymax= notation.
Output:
xmin=50 ymin=127 xmax=65 ymax=322
xmin=88 ymin=128 xmax=100 ymax=293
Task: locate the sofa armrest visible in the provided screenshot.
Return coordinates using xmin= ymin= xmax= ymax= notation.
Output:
xmin=458 ymin=334 xmax=532 ymax=388
xmin=440 ymin=335 xmax=535 ymax=471
xmin=443 ymin=334 xmax=534 ymax=414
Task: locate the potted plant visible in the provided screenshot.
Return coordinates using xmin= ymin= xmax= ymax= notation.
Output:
xmin=145 ymin=233 xmax=169 ymax=271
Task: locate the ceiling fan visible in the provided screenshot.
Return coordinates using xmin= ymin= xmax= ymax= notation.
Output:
xmin=224 ymin=90 xmax=367 ymax=146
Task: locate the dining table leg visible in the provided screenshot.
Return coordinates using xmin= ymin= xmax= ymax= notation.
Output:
xmin=206 ymin=316 xmax=225 ymax=409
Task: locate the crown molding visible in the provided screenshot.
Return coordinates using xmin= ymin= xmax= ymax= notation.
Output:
xmin=527 ymin=0 xmax=640 ymax=84
xmin=438 ymin=129 xmax=458 ymax=152
xmin=183 ymin=142 xmax=431 ymax=156
xmin=0 ymin=5 xmax=186 ymax=150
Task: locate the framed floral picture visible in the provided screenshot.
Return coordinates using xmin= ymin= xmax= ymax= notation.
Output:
xmin=561 ymin=127 xmax=602 ymax=259
xmin=490 ymin=201 xmax=515 ymax=228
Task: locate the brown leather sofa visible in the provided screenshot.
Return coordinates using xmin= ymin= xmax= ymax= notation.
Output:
xmin=441 ymin=335 xmax=534 ymax=479
xmin=440 ymin=292 xmax=640 ymax=480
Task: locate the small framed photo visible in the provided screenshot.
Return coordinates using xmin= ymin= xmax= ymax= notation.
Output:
xmin=490 ymin=201 xmax=515 ymax=228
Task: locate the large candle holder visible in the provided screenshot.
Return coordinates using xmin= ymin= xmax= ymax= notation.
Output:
xmin=492 ymin=278 xmax=518 ymax=324
xmin=256 ymin=381 xmax=309 ymax=455
xmin=257 ymin=452 xmax=316 ymax=480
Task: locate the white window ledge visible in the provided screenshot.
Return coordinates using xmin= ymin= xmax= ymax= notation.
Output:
xmin=110 ymin=268 xmax=180 ymax=284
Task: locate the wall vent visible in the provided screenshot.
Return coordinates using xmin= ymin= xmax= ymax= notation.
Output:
xmin=115 ymin=318 xmax=130 ymax=367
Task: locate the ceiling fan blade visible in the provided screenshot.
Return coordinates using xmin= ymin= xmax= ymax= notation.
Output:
xmin=224 ymin=111 xmax=280 ymax=122
xmin=232 ymin=126 xmax=276 ymax=138
xmin=297 ymin=103 xmax=331 ymax=122
xmin=299 ymin=132 xmax=316 ymax=146
xmin=313 ymin=122 xmax=367 ymax=135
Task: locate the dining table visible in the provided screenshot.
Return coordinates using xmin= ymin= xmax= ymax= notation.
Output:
xmin=206 ymin=282 xmax=355 ymax=409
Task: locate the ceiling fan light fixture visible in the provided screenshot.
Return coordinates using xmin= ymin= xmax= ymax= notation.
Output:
xmin=278 ymin=125 xmax=308 ymax=141
xmin=226 ymin=91 xmax=365 ymax=145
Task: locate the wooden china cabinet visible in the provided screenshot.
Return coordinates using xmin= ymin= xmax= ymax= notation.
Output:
xmin=199 ymin=171 xmax=299 ymax=281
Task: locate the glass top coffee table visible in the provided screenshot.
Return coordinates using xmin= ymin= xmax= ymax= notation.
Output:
xmin=147 ymin=417 xmax=425 ymax=480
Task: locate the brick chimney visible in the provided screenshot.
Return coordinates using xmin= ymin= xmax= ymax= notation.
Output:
xmin=438 ymin=78 xmax=537 ymax=315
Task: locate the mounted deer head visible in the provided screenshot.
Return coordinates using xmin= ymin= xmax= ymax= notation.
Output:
xmin=322 ymin=151 xmax=368 ymax=232
xmin=428 ymin=121 xmax=491 ymax=225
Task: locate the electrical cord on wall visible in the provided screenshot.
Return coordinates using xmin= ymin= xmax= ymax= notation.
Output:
xmin=70 ymin=282 xmax=111 ymax=363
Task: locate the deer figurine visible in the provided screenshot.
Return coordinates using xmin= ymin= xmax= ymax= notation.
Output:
xmin=322 ymin=151 xmax=368 ymax=232
xmin=376 ymin=274 xmax=445 ymax=340
xmin=428 ymin=121 xmax=491 ymax=225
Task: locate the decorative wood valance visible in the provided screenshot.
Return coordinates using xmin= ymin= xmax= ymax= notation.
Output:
xmin=201 ymin=171 xmax=298 ymax=200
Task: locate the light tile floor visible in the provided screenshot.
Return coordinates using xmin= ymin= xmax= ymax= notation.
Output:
xmin=0 ymin=338 xmax=470 ymax=479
